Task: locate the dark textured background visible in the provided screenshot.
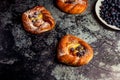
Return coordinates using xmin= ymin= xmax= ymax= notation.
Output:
xmin=0 ymin=0 xmax=120 ymax=80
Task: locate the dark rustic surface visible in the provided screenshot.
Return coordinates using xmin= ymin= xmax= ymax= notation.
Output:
xmin=0 ymin=0 xmax=120 ymax=80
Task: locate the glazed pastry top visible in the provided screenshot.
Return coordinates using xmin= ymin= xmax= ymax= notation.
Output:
xmin=63 ymin=0 xmax=86 ymax=5
xmin=24 ymin=10 xmax=50 ymax=30
xmin=22 ymin=6 xmax=55 ymax=34
xmin=57 ymin=34 xmax=94 ymax=66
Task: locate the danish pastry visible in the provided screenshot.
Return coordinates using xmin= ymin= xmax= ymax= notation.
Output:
xmin=57 ymin=34 xmax=93 ymax=66
xmin=22 ymin=6 xmax=55 ymax=34
xmin=56 ymin=0 xmax=88 ymax=14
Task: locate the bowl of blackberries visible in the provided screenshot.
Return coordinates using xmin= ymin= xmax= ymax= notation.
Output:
xmin=95 ymin=0 xmax=120 ymax=30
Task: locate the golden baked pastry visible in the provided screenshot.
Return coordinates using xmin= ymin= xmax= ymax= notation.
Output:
xmin=57 ymin=34 xmax=93 ymax=66
xmin=22 ymin=6 xmax=55 ymax=34
xmin=56 ymin=0 xmax=88 ymax=14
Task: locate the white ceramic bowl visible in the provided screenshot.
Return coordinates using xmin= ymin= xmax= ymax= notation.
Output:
xmin=95 ymin=0 xmax=120 ymax=30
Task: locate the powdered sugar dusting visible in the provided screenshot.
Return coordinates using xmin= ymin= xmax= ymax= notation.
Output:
xmin=78 ymin=0 xmax=86 ymax=5
xmin=40 ymin=22 xmax=50 ymax=29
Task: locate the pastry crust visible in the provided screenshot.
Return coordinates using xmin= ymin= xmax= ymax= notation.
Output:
xmin=57 ymin=34 xmax=93 ymax=66
xmin=22 ymin=6 xmax=55 ymax=34
xmin=56 ymin=0 xmax=88 ymax=14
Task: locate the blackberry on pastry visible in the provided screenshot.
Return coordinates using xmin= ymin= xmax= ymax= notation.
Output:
xmin=57 ymin=34 xmax=93 ymax=66
xmin=22 ymin=6 xmax=55 ymax=34
xmin=56 ymin=0 xmax=88 ymax=14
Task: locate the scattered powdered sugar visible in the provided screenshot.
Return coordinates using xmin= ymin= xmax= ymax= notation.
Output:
xmin=40 ymin=22 xmax=50 ymax=28
xmin=77 ymin=0 xmax=86 ymax=5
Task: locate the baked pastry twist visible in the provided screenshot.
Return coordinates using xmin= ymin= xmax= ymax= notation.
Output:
xmin=57 ymin=34 xmax=93 ymax=66
xmin=22 ymin=6 xmax=55 ymax=34
xmin=56 ymin=0 xmax=88 ymax=14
